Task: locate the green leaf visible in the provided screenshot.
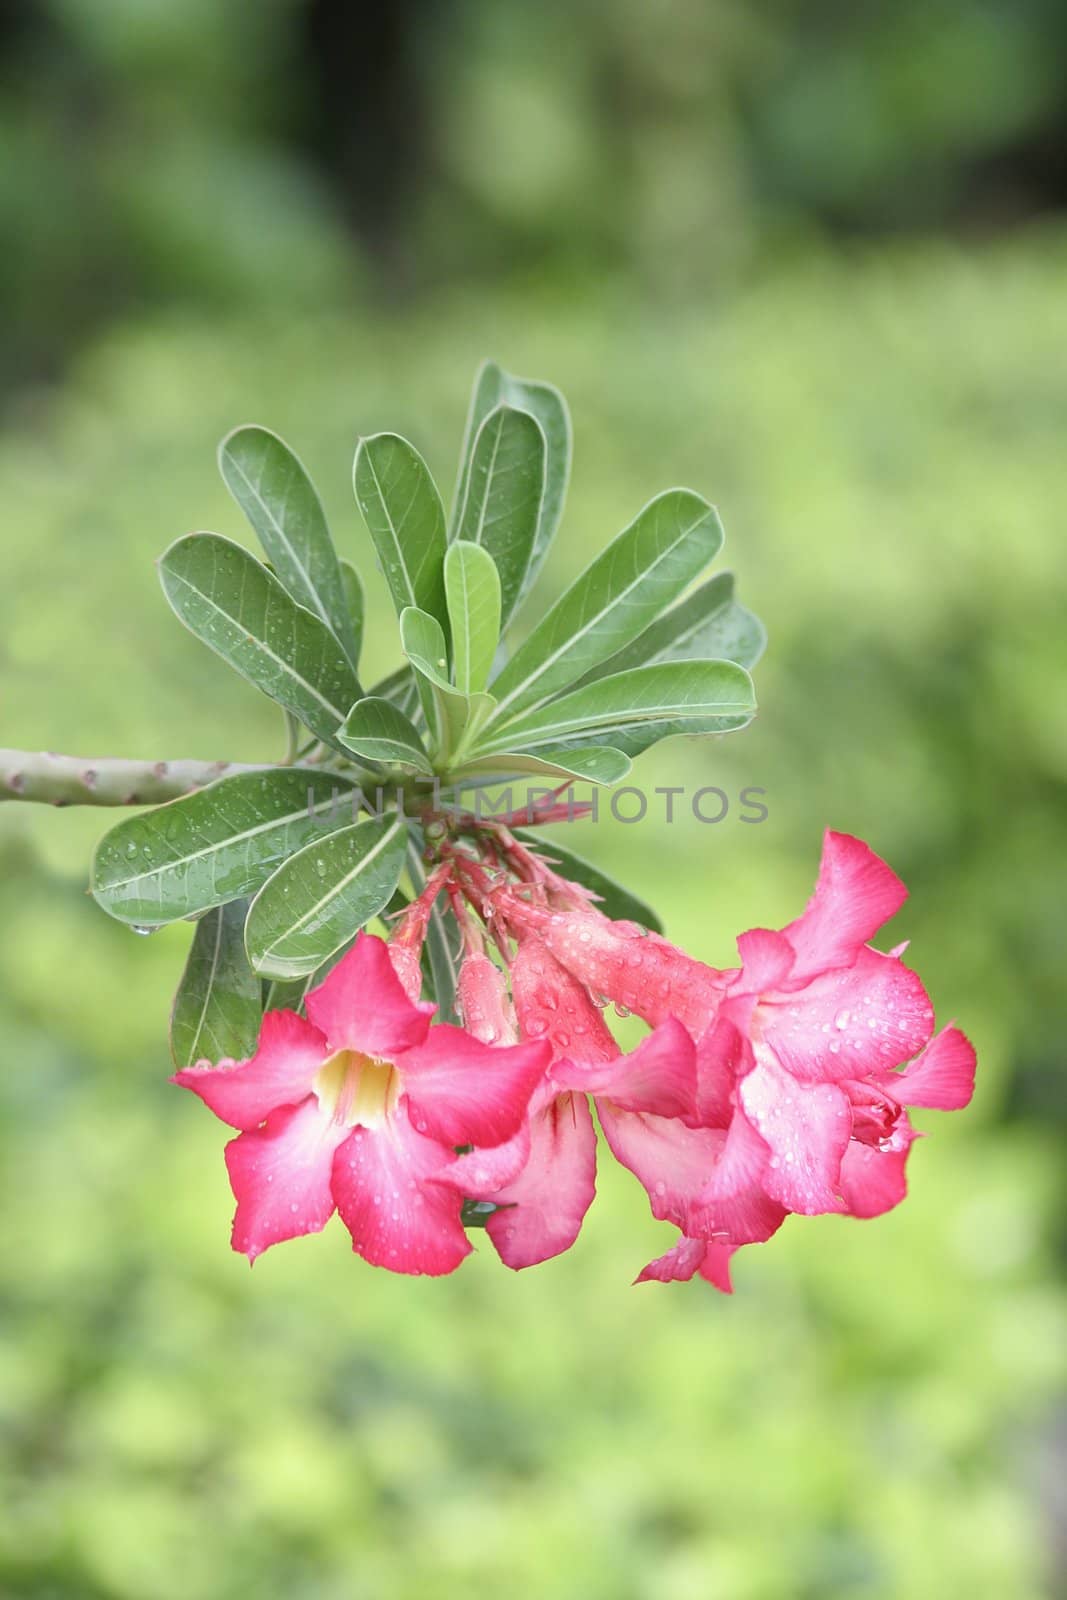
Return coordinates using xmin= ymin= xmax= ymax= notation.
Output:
xmin=407 ymin=833 xmax=460 ymax=1021
xmin=511 ymin=830 xmax=664 ymax=932
xmin=218 ymin=425 xmax=359 ymax=667
xmin=575 ymin=571 xmax=766 ymax=685
xmin=452 ymin=745 xmax=631 ymax=788
xmin=477 ymin=660 xmax=755 ymax=754
xmin=445 ymin=541 xmax=502 ymax=695
xmin=486 ymin=490 xmax=725 ymax=725
xmin=400 ymin=607 xmax=494 ymax=764
xmin=170 ymin=900 xmax=262 ymax=1067
xmin=451 ymin=405 xmax=545 ymax=626
xmin=452 ymin=361 xmax=570 ymax=600
xmin=91 ymin=769 xmax=357 ymax=925
xmin=369 ymin=664 xmax=422 ymax=723
xmin=552 ymin=712 xmax=752 ymax=761
xmin=338 ymin=697 xmax=434 ymax=775
xmin=353 ymin=433 xmax=448 ymax=629
xmin=338 ymin=559 xmax=365 ymax=670
xmin=158 ymin=534 xmax=361 ymax=749
xmin=245 ymin=813 xmax=407 ymax=979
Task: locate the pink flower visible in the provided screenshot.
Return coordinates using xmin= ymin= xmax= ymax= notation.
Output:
xmin=623 ymin=832 xmax=976 ymax=1287
xmin=173 ymin=932 xmax=550 ymax=1275
xmin=495 ymin=892 xmax=725 ymax=1035
xmin=445 ymin=934 xmax=699 ymax=1270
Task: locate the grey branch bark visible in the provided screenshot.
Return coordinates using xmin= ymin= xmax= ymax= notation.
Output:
xmin=0 ymin=750 xmax=266 ymax=807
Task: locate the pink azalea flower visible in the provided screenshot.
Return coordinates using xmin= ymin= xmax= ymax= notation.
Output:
xmin=623 ymin=832 xmax=976 ymax=1288
xmin=172 ymin=932 xmax=550 ymax=1275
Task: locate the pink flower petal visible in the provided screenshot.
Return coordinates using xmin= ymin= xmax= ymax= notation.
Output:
xmin=485 ymin=1092 xmax=598 ymax=1269
xmin=782 ymin=831 xmax=908 ymax=982
xmin=506 ymin=901 xmax=725 ymax=1034
xmin=550 ymin=1016 xmax=698 ymax=1122
xmin=701 ymin=1102 xmax=771 ymax=1200
xmin=172 ymin=1009 xmax=327 ymax=1130
xmin=330 ymin=1107 xmax=472 ymax=1276
xmin=636 ymin=1234 xmax=737 ymax=1293
xmin=884 ymin=1024 xmax=977 ymax=1111
xmin=511 ymin=934 xmax=619 ymax=1063
xmin=597 ymin=1103 xmax=723 ymax=1233
xmin=636 ymin=1234 xmax=707 ymax=1282
xmin=399 ymin=1027 xmax=550 ymax=1149
xmin=838 ymin=1121 xmax=918 ymax=1218
xmin=695 ymin=1015 xmax=751 ymax=1127
xmin=388 ymin=942 xmax=424 ymax=1005
xmin=739 ymin=1059 xmax=851 ymax=1214
xmin=457 ymin=952 xmax=518 ymax=1045
xmin=435 ymin=1121 xmax=533 ymax=1198
xmin=761 ymin=946 xmax=934 ymax=1084
xmin=224 ymin=1097 xmax=348 ymax=1261
xmin=736 ymin=928 xmax=795 ymax=991
xmin=305 ymin=933 xmax=434 ymax=1057
xmin=566 ymin=1082 xmax=783 ymax=1249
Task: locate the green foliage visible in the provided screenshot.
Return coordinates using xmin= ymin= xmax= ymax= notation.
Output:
xmin=444 ymin=541 xmax=502 ymax=695
xmin=339 ymin=698 xmax=435 ymax=776
xmin=244 ymin=814 xmax=408 ymax=980
xmin=170 ymin=900 xmax=262 ymax=1069
xmin=450 ymin=406 xmax=545 ymax=627
xmin=158 ymin=534 xmax=361 ymax=748
xmin=485 ymin=490 xmax=726 ymax=722
xmin=91 ymin=771 xmax=357 ymax=926
xmin=219 ymin=425 xmax=360 ymax=668
xmin=90 ymin=365 xmax=760 ymax=991
xmin=353 ymin=434 xmax=450 ymax=629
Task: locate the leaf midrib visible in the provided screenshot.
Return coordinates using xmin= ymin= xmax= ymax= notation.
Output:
xmin=477 ymin=690 xmax=751 ymax=752
xmin=258 ymin=817 xmax=401 ymax=957
xmin=361 ymin=443 xmax=425 ymax=610
xmin=488 ymin=502 xmax=715 ymax=725
xmin=224 ymin=446 xmax=335 ymax=633
xmin=100 ymin=793 xmax=347 ymax=893
xmin=165 ymin=560 xmax=350 ymax=724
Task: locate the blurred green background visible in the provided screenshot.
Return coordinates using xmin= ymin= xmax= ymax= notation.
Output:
xmin=2 ymin=3 xmax=1066 ymax=1597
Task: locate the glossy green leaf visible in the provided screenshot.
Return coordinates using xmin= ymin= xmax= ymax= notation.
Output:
xmin=338 ymin=558 xmax=365 ymax=670
xmin=452 ymin=361 xmax=570 ymax=599
xmin=574 ymin=571 xmax=765 ymax=686
xmin=370 ymin=664 xmax=422 ymax=723
xmin=486 ymin=490 xmax=725 ymax=724
xmin=407 ymin=833 xmax=459 ymax=1021
xmin=92 ymin=769 xmax=357 ymax=925
xmin=554 ymin=711 xmax=753 ymax=761
xmin=170 ymin=900 xmax=262 ymax=1067
xmin=452 ymin=745 xmax=631 ymax=787
xmin=451 ymin=405 xmax=545 ymax=625
xmin=477 ymin=660 xmax=755 ymax=754
xmin=400 ymin=607 xmax=494 ymax=763
xmin=245 ymin=814 xmax=407 ymax=979
xmin=445 ymin=541 xmax=502 ymax=695
xmin=511 ymin=830 xmax=664 ymax=932
xmin=218 ymin=425 xmax=358 ymax=667
xmin=353 ymin=433 xmax=448 ymax=629
xmin=158 ymin=534 xmax=360 ymax=748
xmin=338 ymin=697 xmax=433 ymax=774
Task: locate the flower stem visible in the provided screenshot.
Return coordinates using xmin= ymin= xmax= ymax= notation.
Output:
xmin=0 ymin=749 xmax=265 ymax=807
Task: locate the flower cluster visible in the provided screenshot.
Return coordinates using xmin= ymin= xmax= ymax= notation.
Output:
xmin=175 ymin=830 xmax=975 ymax=1288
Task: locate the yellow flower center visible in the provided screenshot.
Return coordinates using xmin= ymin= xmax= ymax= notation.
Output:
xmin=313 ymin=1050 xmax=399 ymax=1129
